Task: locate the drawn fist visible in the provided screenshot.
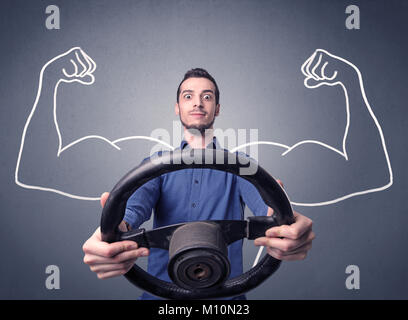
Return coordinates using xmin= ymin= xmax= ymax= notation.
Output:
xmin=43 ymin=47 xmax=96 ymax=85
xmin=301 ymin=49 xmax=357 ymax=89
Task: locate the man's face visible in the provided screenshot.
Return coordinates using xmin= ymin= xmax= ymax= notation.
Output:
xmin=175 ymin=77 xmax=220 ymax=134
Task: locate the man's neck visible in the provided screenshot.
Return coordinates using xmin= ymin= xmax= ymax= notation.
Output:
xmin=183 ymin=128 xmax=214 ymax=149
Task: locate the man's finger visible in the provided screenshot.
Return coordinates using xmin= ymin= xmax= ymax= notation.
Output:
xmin=255 ymin=230 xmax=314 ymax=252
xmin=100 ymin=192 xmax=110 ymax=208
xmin=265 ymin=212 xmax=313 ymax=240
xmin=90 ymin=261 xmax=133 ymax=273
xmin=85 ymin=247 xmax=148 ymax=266
xmin=266 ymin=247 xmax=308 ymax=261
xmin=266 ymin=224 xmax=305 ymax=240
xmin=97 ymin=268 xmax=130 ymax=279
xmin=83 ymin=246 xmax=148 ymax=265
xmin=83 ymin=240 xmax=138 ymax=258
xmin=111 ymin=247 xmax=149 ymax=262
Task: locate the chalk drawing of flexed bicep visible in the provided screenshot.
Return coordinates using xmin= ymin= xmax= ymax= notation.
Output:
xmin=15 ymin=47 xmax=173 ymax=200
xmin=250 ymin=49 xmax=393 ymax=266
xmin=234 ymin=49 xmax=393 ymax=207
xmin=15 ymin=47 xmax=392 ymax=205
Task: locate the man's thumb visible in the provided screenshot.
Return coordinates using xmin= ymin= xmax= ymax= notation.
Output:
xmin=100 ymin=192 xmax=110 ymax=208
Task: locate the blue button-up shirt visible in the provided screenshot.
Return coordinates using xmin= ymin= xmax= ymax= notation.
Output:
xmin=124 ymin=137 xmax=268 ymax=299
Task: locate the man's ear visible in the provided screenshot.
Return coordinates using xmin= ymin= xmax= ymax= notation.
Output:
xmin=175 ymin=103 xmax=180 ymax=115
xmin=215 ymin=104 xmax=220 ymax=117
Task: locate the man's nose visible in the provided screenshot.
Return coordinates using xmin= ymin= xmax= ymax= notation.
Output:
xmin=193 ymin=95 xmax=203 ymax=108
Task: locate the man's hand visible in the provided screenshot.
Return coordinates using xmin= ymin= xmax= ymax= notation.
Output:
xmin=254 ymin=210 xmax=315 ymax=261
xmin=82 ymin=192 xmax=149 ymax=279
xmin=254 ymin=179 xmax=315 ymax=261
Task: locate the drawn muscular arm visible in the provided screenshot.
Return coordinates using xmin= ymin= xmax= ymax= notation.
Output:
xmin=253 ymin=50 xmax=392 ymax=206
xmin=15 ymin=47 xmax=169 ymax=200
xmin=16 ymin=48 xmax=392 ymax=204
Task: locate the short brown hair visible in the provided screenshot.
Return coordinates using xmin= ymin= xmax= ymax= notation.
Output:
xmin=177 ymin=68 xmax=220 ymax=105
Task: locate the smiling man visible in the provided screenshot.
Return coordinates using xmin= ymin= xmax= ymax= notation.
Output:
xmin=82 ymin=68 xmax=315 ymax=300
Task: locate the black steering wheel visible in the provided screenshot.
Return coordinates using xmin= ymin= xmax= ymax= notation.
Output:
xmin=100 ymin=149 xmax=294 ymax=299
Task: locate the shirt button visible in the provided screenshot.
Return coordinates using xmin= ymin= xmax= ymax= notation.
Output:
xmin=194 ymin=180 xmax=199 ymax=184
xmin=192 ymin=203 xmax=196 ymax=208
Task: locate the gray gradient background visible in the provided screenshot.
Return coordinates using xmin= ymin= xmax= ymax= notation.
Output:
xmin=0 ymin=0 xmax=407 ymax=299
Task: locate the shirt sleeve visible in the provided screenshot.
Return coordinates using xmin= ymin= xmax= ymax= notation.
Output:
xmin=237 ymin=176 xmax=268 ymax=216
xmin=123 ymin=176 xmax=161 ymax=229
xmin=235 ymin=151 xmax=268 ymax=216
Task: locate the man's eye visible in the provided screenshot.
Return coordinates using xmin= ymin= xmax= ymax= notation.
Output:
xmin=184 ymin=94 xmax=192 ymax=99
xmin=203 ymin=95 xmax=212 ymax=100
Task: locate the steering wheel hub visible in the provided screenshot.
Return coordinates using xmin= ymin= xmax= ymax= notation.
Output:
xmin=168 ymin=222 xmax=230 ymax=289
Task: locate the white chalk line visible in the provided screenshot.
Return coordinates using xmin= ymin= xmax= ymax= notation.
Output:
xmin=15 ymin=47 xmax=174 ymax=201
xmin=14 ymin=48 xmax=393 ymax=267
xmin=251 ymin=49 xmax=393 ymax=266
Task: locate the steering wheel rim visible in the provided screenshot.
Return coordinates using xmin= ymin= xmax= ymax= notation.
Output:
xmin=101 ymin=148 xmax=294 ymax=299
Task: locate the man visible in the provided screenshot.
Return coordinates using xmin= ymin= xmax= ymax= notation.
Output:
xmin=18 ymin=47 xmax=389 ymax=299
xmin=82 ymin=68 xmax=315 ymax=299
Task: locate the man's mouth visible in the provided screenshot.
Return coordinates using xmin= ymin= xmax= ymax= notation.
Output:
xmin=190 ymin=112 xmax=206 ymax=118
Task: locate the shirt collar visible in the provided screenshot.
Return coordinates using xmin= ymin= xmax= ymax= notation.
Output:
xmin=180 ymin=136 xmax=220 ymax=150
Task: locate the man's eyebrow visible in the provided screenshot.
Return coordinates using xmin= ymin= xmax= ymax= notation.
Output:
xmin=181 ymin=89 xmax=214 ymax=94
